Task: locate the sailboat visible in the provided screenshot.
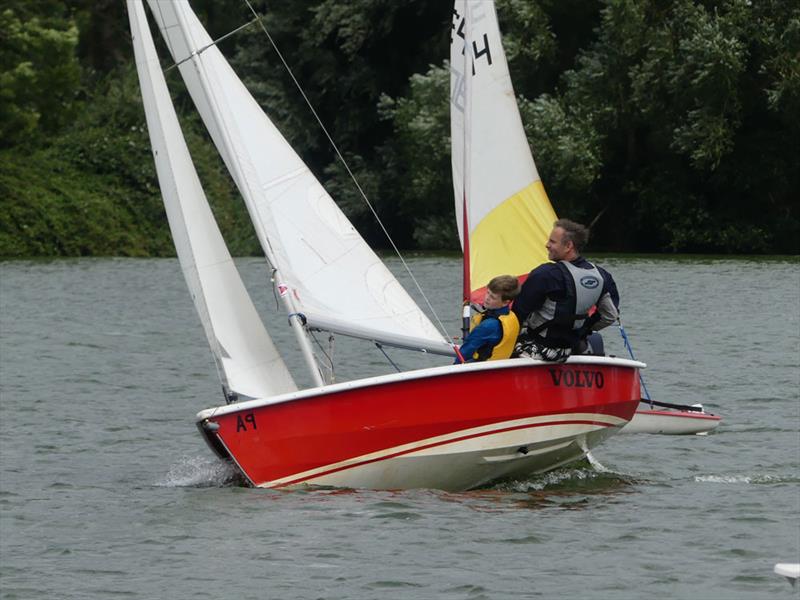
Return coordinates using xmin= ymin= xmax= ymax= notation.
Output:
xmin=449 ymin=1 xmax=720 ymax=437
xmin=619 ymin=326 xmax=721 ymax=434
xmin=622 ymin=395 xmax=721 ymax=435
xmin=128 ymin=0 xmax=643 ymax=490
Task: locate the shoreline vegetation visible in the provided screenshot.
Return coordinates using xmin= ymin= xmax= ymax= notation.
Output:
xmin=1 ymin=0 xmax=798 ymax=258
xmin=2 ymin=253 xmax=798 ymax=264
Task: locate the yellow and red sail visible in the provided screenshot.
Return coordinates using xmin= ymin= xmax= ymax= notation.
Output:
xmin=450 ymin=0 xmax=557 ymax=304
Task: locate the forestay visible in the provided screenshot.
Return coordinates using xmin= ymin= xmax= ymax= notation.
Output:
xmin=145 ymin=0 xmax=452 ymax=355
xmin=450 ymin=0 xmax=557 ymax=302
xmin=128 ymin=0 xmax=296 ymax=399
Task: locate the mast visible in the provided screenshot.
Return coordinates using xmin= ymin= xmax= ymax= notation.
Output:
xmin=460 ymin=1 xmax=473 ymax=340
xmin=169 ymin=4 xmax=324 ymax=388
xmin=460 ymin=191 xmax=471 ymax=340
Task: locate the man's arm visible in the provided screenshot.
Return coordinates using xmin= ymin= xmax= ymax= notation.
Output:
xmin=592 ymin=267 xmax=620 ymax=330
xmin=601 ymin=268 xmax=620 ymax=308
xmin=592 ymin=293 xmax=619 ymax=330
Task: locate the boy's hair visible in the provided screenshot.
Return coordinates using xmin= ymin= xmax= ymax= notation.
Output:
xmin=487 ymin=275 xmax=520 ymax=302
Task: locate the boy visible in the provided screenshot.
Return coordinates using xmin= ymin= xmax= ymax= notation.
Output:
xmin=456 ymin=275 xmax=520 ymax=362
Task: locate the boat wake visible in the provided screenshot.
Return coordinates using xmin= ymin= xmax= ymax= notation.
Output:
xmin=584 ymin=450 xmax=609 ymax=472
xmin=157 ymin=455 xmax=242 ymax=488
xmin=694 ymin=474 xmax=799 ymax=484
xmin=493 ymin=461 xmax=637 ymax=494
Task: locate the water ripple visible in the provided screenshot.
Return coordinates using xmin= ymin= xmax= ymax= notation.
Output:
xmin=694 ymin=474 xmax=799 ymax=484
xmin=2 ymin=257 xmax=798 ymax=600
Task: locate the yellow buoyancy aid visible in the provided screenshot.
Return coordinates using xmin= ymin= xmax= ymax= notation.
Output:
xmin=470 ymin=310 xmax=520 ymax=361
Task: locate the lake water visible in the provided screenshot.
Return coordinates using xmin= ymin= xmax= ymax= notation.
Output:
xmin=1 ymin=256 xmax=798 ymax=599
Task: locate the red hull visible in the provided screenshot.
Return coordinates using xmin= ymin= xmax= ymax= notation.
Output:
xmin=197 ymin=358 xmax=641 ymax=489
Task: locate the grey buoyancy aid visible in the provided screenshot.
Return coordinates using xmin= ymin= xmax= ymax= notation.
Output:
xmin=525 ymin=260 xmax=604 ymax=348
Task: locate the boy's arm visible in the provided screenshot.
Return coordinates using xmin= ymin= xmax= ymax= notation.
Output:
xmin=456 ymin=320 xmax=503 ymax=362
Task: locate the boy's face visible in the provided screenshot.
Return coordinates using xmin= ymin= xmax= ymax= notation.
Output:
xmin=484 ymin=288 xmax=506 ymax=309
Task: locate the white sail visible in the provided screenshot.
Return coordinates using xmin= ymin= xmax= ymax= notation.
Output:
xmin=144 ymin=0 xmax=452 ymax=354
xmin=450 ymin=0 xmax=557 ymax=300
xmin=128 ymin=0 xmax=297 ymax=399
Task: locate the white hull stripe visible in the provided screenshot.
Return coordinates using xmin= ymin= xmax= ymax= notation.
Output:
xmin=257 ymin=413 xmax=627 ymax=488
xmin=635 ymin=410 xmax=721 ymax=421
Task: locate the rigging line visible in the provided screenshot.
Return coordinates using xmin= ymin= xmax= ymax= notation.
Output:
xmin=326 ymin=333 xmax=335 ymax=382
xmin=309 ymin=331 xmax=335 ymax=385
xmin=375 ymin=343 xmax=401 ymax=373
xmin=165 ymin=16 xmax=260 ymax=72
xmin=241 ymin=0 xmax=453 ymax=343
xmin=310 ymin=330 xmax=334 ymax=371
xmin=617 ymin=320 xmax=653 ymax=405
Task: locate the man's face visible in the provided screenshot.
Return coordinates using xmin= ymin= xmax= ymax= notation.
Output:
xmin=546 ymin=227 xmax=572 ymax=261
xmin=484 ymin=288 xmax=505 ymax=309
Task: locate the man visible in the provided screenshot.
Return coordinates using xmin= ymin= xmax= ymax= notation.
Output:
xmin=513 ymin=219 xmax=619 ymax=361
xmin=456 ymin=275 xmax=520 ymax=363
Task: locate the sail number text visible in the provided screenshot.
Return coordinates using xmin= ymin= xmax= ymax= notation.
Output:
xmin=236 ymin=413 xmax=257 ymax=432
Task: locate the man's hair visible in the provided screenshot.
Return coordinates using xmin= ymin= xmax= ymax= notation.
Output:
xmin=554 ymin=218 xmax=590 ymax=253
xmin=487 ymin=275 xmax=520 ymax=302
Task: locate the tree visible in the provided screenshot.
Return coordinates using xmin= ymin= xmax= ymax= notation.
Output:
xmin=0 ymin=0 xmax=81 ymax=147
xmin=517 ymin=0 xmax=799 ymax=252
xmin=378 ymin=64 xmax=455 ymax=249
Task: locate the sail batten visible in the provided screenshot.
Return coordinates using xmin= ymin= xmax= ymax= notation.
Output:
xmin=128 ymin=0 xmax=297 ymax=399
xmin=451 ymin=0 xmax=557 ymax=302
xmin=146 ymin=0 xmax=447 ymax=349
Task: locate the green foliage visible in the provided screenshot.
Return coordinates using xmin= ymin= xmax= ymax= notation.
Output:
xmin=762 ymin=7 xmax=800 ymax=122
xmin=0 ymin=65 xmax=258 ymax=257
xmin=377 ymin=64 xmax=456 ymax=249
xmin=518 ymin=0 xmax=799 ymax=253
xmin=519 ymin=95 xmax=602 ymax=200
xmin=495 ymin=0 xmax=556 ymax=76
xmin=0 ymin=146 xmax=166 ymax=256
xmin=229 ymin=0 xmax=450 ymax=160
xmin=629 ymin=1 xmax=746 ymax=170
xmin=0 ymin=1 xmax=81 ymax=147
xmin=225 ymin=0 xmax=455 ymax=249
xmin=1 ymin=0 xmax=797 ymax=256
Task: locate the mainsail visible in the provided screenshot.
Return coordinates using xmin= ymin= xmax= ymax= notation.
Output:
xmin=450 ymin=0 xmax=557 ymax=302
xmin=144 ymin=0 xmax=452 ymax=356
xmin=128 ymin=0 xmax=296 ymax=399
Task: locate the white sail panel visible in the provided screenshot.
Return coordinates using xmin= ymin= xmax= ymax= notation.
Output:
xmin=128 ymin=0 xmax=296 ymax=399
xmin=450 ymin=0 xmax=557 ymax=299
xmin=145 ymin=0 xmax=448 ymax=349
